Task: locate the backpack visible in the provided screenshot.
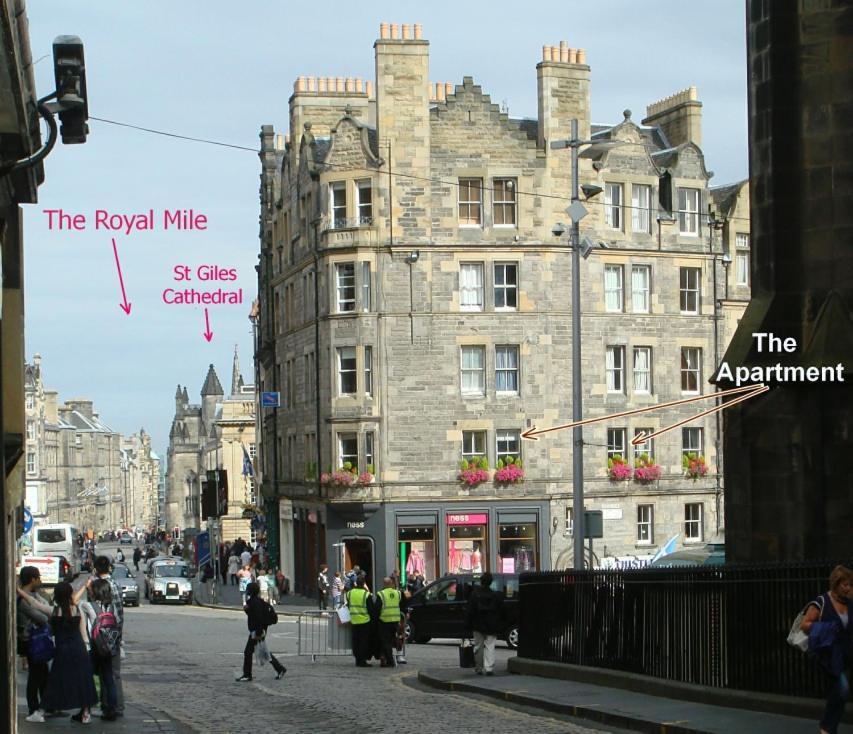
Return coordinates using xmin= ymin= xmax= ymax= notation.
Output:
xmin=344 ymin=572 xmax=356 ymax=591
xmin=29 ymin=622 xmax=55 ymax=663
xmin=262 ymin=600 xmax=278 ymax=627
xmin=91 ymin=603 xmax=121 ymax=658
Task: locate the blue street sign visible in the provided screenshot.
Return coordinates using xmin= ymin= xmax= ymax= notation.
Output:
xmin=261 ymin=391 xmax=280 ymax=408
xmin=22 ymin=507 xmax=33 ymax=534
xmin=196 ymin=531 xmax=210 ymax=567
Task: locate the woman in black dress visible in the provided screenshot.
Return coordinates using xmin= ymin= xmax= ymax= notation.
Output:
xmin=19 ymin=580 xmax=98 ymax=723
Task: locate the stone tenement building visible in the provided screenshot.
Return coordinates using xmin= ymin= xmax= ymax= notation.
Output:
xmin=164 ymin=350 xmax=257 ymax=543
xmin=24 ymin=355 xmax=130 ymax=531
xmin=119 ymin=430 xmax=161 ymax=531
xmin=256 ymin=22 xmax=750 ymax=589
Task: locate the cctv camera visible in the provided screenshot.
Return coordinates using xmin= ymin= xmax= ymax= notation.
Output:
xmin=552 ymin=222 xmax=567 ymax=238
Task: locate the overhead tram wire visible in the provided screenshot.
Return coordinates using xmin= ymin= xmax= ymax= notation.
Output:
xmin=88 ymin=116 xmax=751 ymax=226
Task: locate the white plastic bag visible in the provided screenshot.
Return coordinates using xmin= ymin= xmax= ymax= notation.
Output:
xmin=336 ymin=606 xmax=351 ymax=625
xmin=255 ymin=639 xmax=271 ymax=666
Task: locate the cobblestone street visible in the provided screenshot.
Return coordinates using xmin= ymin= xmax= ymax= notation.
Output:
xmin=120 ymin=602 xmax=621 ymax=734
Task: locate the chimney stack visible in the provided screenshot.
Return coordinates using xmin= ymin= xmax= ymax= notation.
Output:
xmin=537 ymin=39 xmax=591 ymax=148
xmin=642 ymin=86 xmax=702 ymax=147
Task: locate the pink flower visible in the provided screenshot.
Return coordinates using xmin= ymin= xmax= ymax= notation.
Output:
xmin=608 ymin=460 xmax=632 ymax=481
xmin=494 ymin=464 xmax=525 ymax=484
xmin=331 ymin=470 xmax=355 ymax=486
xmin=633 ymin=463 xmax=662 ymax=483
xmin=320 ymin=472 xmax=332 ymax=485
xmin=458 ymin=468 xmax=490 ymax=486
xmin=357 ymin=472 xmax=374 ymax=486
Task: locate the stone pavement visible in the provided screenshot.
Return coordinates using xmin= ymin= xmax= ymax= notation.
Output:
xmin=16 ymin=668 xmax=193 ymax=733
xmin=419 ymin=667 xmax=853 ymax=734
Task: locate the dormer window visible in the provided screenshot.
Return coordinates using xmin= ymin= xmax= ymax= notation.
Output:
xmin=677 ymin=187 xmax=700 ymax=236
xmin=330 ymin=182 xmax=347 ymax=229
xmin=356 ymin=180 xmax=373 ymax=225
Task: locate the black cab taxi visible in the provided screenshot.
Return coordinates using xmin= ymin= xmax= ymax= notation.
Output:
xmin=404 ymin=573 xmax=520 ymax=649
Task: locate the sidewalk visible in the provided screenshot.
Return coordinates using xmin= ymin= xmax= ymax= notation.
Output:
xmin=418 ymin=667 xmax=853 ymax=734
xmin=192 ymin=577 xmax=317 ymax=616
xmin=16 ymin=670 xmax=193 ymax=733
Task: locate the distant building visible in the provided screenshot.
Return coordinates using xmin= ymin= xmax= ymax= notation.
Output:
xmin=164 ymin=350 xmax=257 ymax=542
xmin=120 ymin=430 xmax=161 ymax=530
xmin=256 ymin=23 xmax=751 ymax=590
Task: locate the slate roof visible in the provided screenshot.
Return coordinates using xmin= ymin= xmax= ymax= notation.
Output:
xmin=710 ymin=181 xmax=747 ymax=218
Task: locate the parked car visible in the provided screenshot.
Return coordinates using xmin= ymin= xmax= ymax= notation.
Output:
xmin=111 ymin=563 xmax=140 ymax=607
xmin=405 ymin=573 xmax=520 ymax=649
xmin=648 ymin=542 xmax=725 ymax=568
xmin=144 ymin=558 xmax=192 ymax=604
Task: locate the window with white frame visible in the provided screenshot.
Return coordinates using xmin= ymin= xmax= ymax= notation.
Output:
xmin=493 ymin=178 xmax=517 ymax=226
xmin=637 ymin=504 xmax=654 ymax=544
xmin=335 ymin=262 xmax=356 ymax=312
xmin=361 ymin=262 xmax=371 ymax=312
xmin=329 ymin=182 xmax=347 ymax=228
xmin=685 ymin=503 xmax=704 ymax=541
xmin=633 ymin=428 xmax=654 ymax=460
xmin=338 ymin=433 xmax=358 ymax=469
xmin=679 ymin=267 xmax=701 ymax=313
xmin=682 ymin=427 xmax=703 ymax=458
xmin=461 ymin=346 xmax=486 ymax=395
xmin=495 ymin=345 xmax=519 ymax=394
xmin=607 ymin=427 xmax=627 ymax=461
xmin=633 ymin=346 xmax=652 ymax=393
xmin=606 ymin=346 xmax=625 ymax=393
xmin=496 ymin=429 xmax=520 ymax=463
xmin=565 ymin=507 xmax=573 ymax=535
xmin=26 ymin=452 xmax=35 ymax=474
xmin=494 ymin=263 xmax=518 ymax=310
xmin=337 ymin=347 xmax=357 ymax=395
xmin=356 ymin=180 xmax=373 ymax=224
xmin=26 ymin=393 xmax=34 ymax=410
xmin=364 ymin=346 xmax=373 ymax=397
xmin=26 ymin=421 xmax=35 ymax=440
xmin=458 ymin=178 xmax=483 ymax=226
xmin=677 ymin=187 xmax=700 ymax=236
xmin=631 ymin=265 xmax=650 ymax=313
xmin=680 ymin=347 xmax=701 ymax=393
xmin=604 ymin=265 xmax=624 ymax=312
xmin=735 ymin=233 xmax=750 ymax=286
xmin=460 ymin=263 xmax=484 ymax=311
xmin=462 ymin=430 xmax=486 ymax=461
xmin=365 ymin=431 xmax=375 ymax=471
xmin=604 ymin=183 xmax=623 ymax=230
xmin=632 ymin=184 xmax=651 ymax=233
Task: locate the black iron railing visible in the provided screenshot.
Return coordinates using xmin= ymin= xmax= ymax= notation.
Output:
xmin=519 ymin=561 xmax=850 ymax=697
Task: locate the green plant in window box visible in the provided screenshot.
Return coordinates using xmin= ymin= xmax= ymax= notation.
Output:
xmin=682 ymin=452 xmax=708 ymax=481
xmin=494 ymin=456 xmax=524 ymax=483
xmin=458 ymin=456 xmax=490 ymax=486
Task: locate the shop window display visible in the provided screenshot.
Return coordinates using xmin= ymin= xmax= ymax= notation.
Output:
xmin=498 ymin=523 xmax=537 ymax=573
xmin=398 ymin=525 xmax=437 ymax=584
xmin=447 ymin=513 xmax=488 ymax=573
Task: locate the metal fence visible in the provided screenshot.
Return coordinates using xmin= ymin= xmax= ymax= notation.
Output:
xmin=519 ymin=561 xmax=851 ymax=698
xmin=297 ymin=610 xmax=351 ymax=661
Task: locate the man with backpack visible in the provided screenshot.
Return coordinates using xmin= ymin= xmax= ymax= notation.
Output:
xmin=16 ymin=566 xmax=51 ymax=722
xmin=465 ymin=572 xmax=505 ymax=676
xmin=236 ymin=581 xmax=286 ymax=681
xmin=82 ymin=578 xmax=122 ymax=720
xmin=92 ymin=555 xmax=124 ymax=716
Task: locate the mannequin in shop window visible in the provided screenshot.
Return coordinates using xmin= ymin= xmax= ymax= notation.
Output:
xmin=406 ymin=547 xmax=425 ymax=578
xmin=471 ymin=544 xmax=482 ymax=574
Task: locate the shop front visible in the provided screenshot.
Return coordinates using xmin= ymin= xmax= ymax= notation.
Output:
xmin=326 ymin=500 xmax=548 ymax=589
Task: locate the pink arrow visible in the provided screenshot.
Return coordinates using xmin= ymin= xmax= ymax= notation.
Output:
xmin=111 ymin=238 xmax=132 ymax=315
xmin=203 ymin=308 xmax=214 ymax=342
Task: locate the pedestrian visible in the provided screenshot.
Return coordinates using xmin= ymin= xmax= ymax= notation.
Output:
xmin=237 ymin=564 xmax=255 ymax=605
xmin=267 ymin=567 xmax=280 ymax=605
xmin=240 ymin=547 xmax=252 ymax=568
xmin=465 ymin=571 xmax=505 ymax=676
xmin=331 ymin=571 xmax=345 ymax=608
xmin=115 ymin=548 xmax=125 ymax=564
xmin=257 ymin=568 xmax=271 ymax=603
xmin=800 ymin=565 xmax=853 ymax=734
xmin=80 ymin=579 xmax=120 ymax=721
xmin=235 ymin=582 xmax=286 ymax=682
xmin=16 ymin=566 xmax=50 ymax=722
xmin=317 ymin=564 xmax=330 ymax=610
xmin=345 ymin=565 xmax=360 ymax=591
xmin=346 ymin=574 xmax=374 ymax=667
xmin=228 ymin=553 xmax=241 ymax=586
xmin=18 ymin=581 xmax=98 ymax=724
xmin=92 ymin=555 xmax=125 ymax=716
xmin=219 ymin=543 xmax=229 ymax=585
xmin=375 ymin=576 xmax=403 ymax=667
xmin=132 ymin=546 xmax=142 ymax=573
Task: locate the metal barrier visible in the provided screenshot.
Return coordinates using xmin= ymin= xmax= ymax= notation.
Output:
xmin=297 ymin=610 xmax=351 ymax=661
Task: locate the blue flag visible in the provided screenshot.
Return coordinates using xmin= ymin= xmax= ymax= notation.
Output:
xmin=242 ymin=445 xmax=254 ymax=477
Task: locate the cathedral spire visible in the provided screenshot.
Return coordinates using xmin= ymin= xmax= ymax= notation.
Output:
xmin=231 ymin=344 xmax=242 ymax=396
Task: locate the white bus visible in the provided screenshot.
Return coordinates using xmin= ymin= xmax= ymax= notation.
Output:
xmin=32 ymin=523 xmax=83 ymax=576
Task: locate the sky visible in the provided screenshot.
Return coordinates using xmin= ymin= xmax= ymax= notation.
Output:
xmin=22 ymin=1 xmax=749 ymax=457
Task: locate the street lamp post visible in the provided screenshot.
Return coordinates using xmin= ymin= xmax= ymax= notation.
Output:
xmin=550 ymin=119 xmax=608 ymax=570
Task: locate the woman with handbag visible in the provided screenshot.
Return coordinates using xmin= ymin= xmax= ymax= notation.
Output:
xmin=16 ymin=566 xmax=51 ymax=722
xmin=800 ymin=565 xmax=853 ymax=734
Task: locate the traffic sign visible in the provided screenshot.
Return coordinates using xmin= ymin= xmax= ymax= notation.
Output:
xmin=196 ymin=531 xmax=210 ymax=567
xmin=22 ymin=507 xmax=33 ymax=534
xmin=261 ymin=391 xmax=280 ymax=408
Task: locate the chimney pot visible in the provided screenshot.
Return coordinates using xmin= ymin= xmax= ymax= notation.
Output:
xmin=550 ymin=46 xmax=559 ymax=61
xmin=356 ymin=77 xmax=363 ymax=93
xmin=402 ymin=23 xmax=411 ymax=39
xmin=380 ymin=22 xmax=389 ymax=39
xmin=560 ymin=46 xmax=570 ymax=63
xmin=307 ymin=76 xmax=316 ymax=92
xmin=390 ymin=23 xmax=399 ymax=39
xmin=336 ymin=77 xmax=345 ymax=93
xmin=414 ymin=23 xmax=423 ymax=39
xmin=318 ymin=77 xmax=327 ymax=92
xmin=297 ymin=75 xmax=306 ymax=92
xmin=345 ymin=77 xmax=355 ymax=93
xmin=689 ymin=85 xmax=698 ymax=100
xmin=568 ymin=48 xmax=577 ymax=64
xmin=559 ymin=40 xmax=568 ymax=49
xmin=366 ymin=80 xmax=374 ymax=98
xmin=542 ymin=45 xmax=550 ymax=62
xmin=445 ymin=81 xmax=453 ymax=96
xmin=577 ymin=49 xmax=586 ymax=65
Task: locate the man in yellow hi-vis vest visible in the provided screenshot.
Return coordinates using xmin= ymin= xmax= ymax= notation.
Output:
xmin=375 ymin=577 xmax=402 ymax=667
xmin=346 ymin=574 xmax=374 ymax=667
